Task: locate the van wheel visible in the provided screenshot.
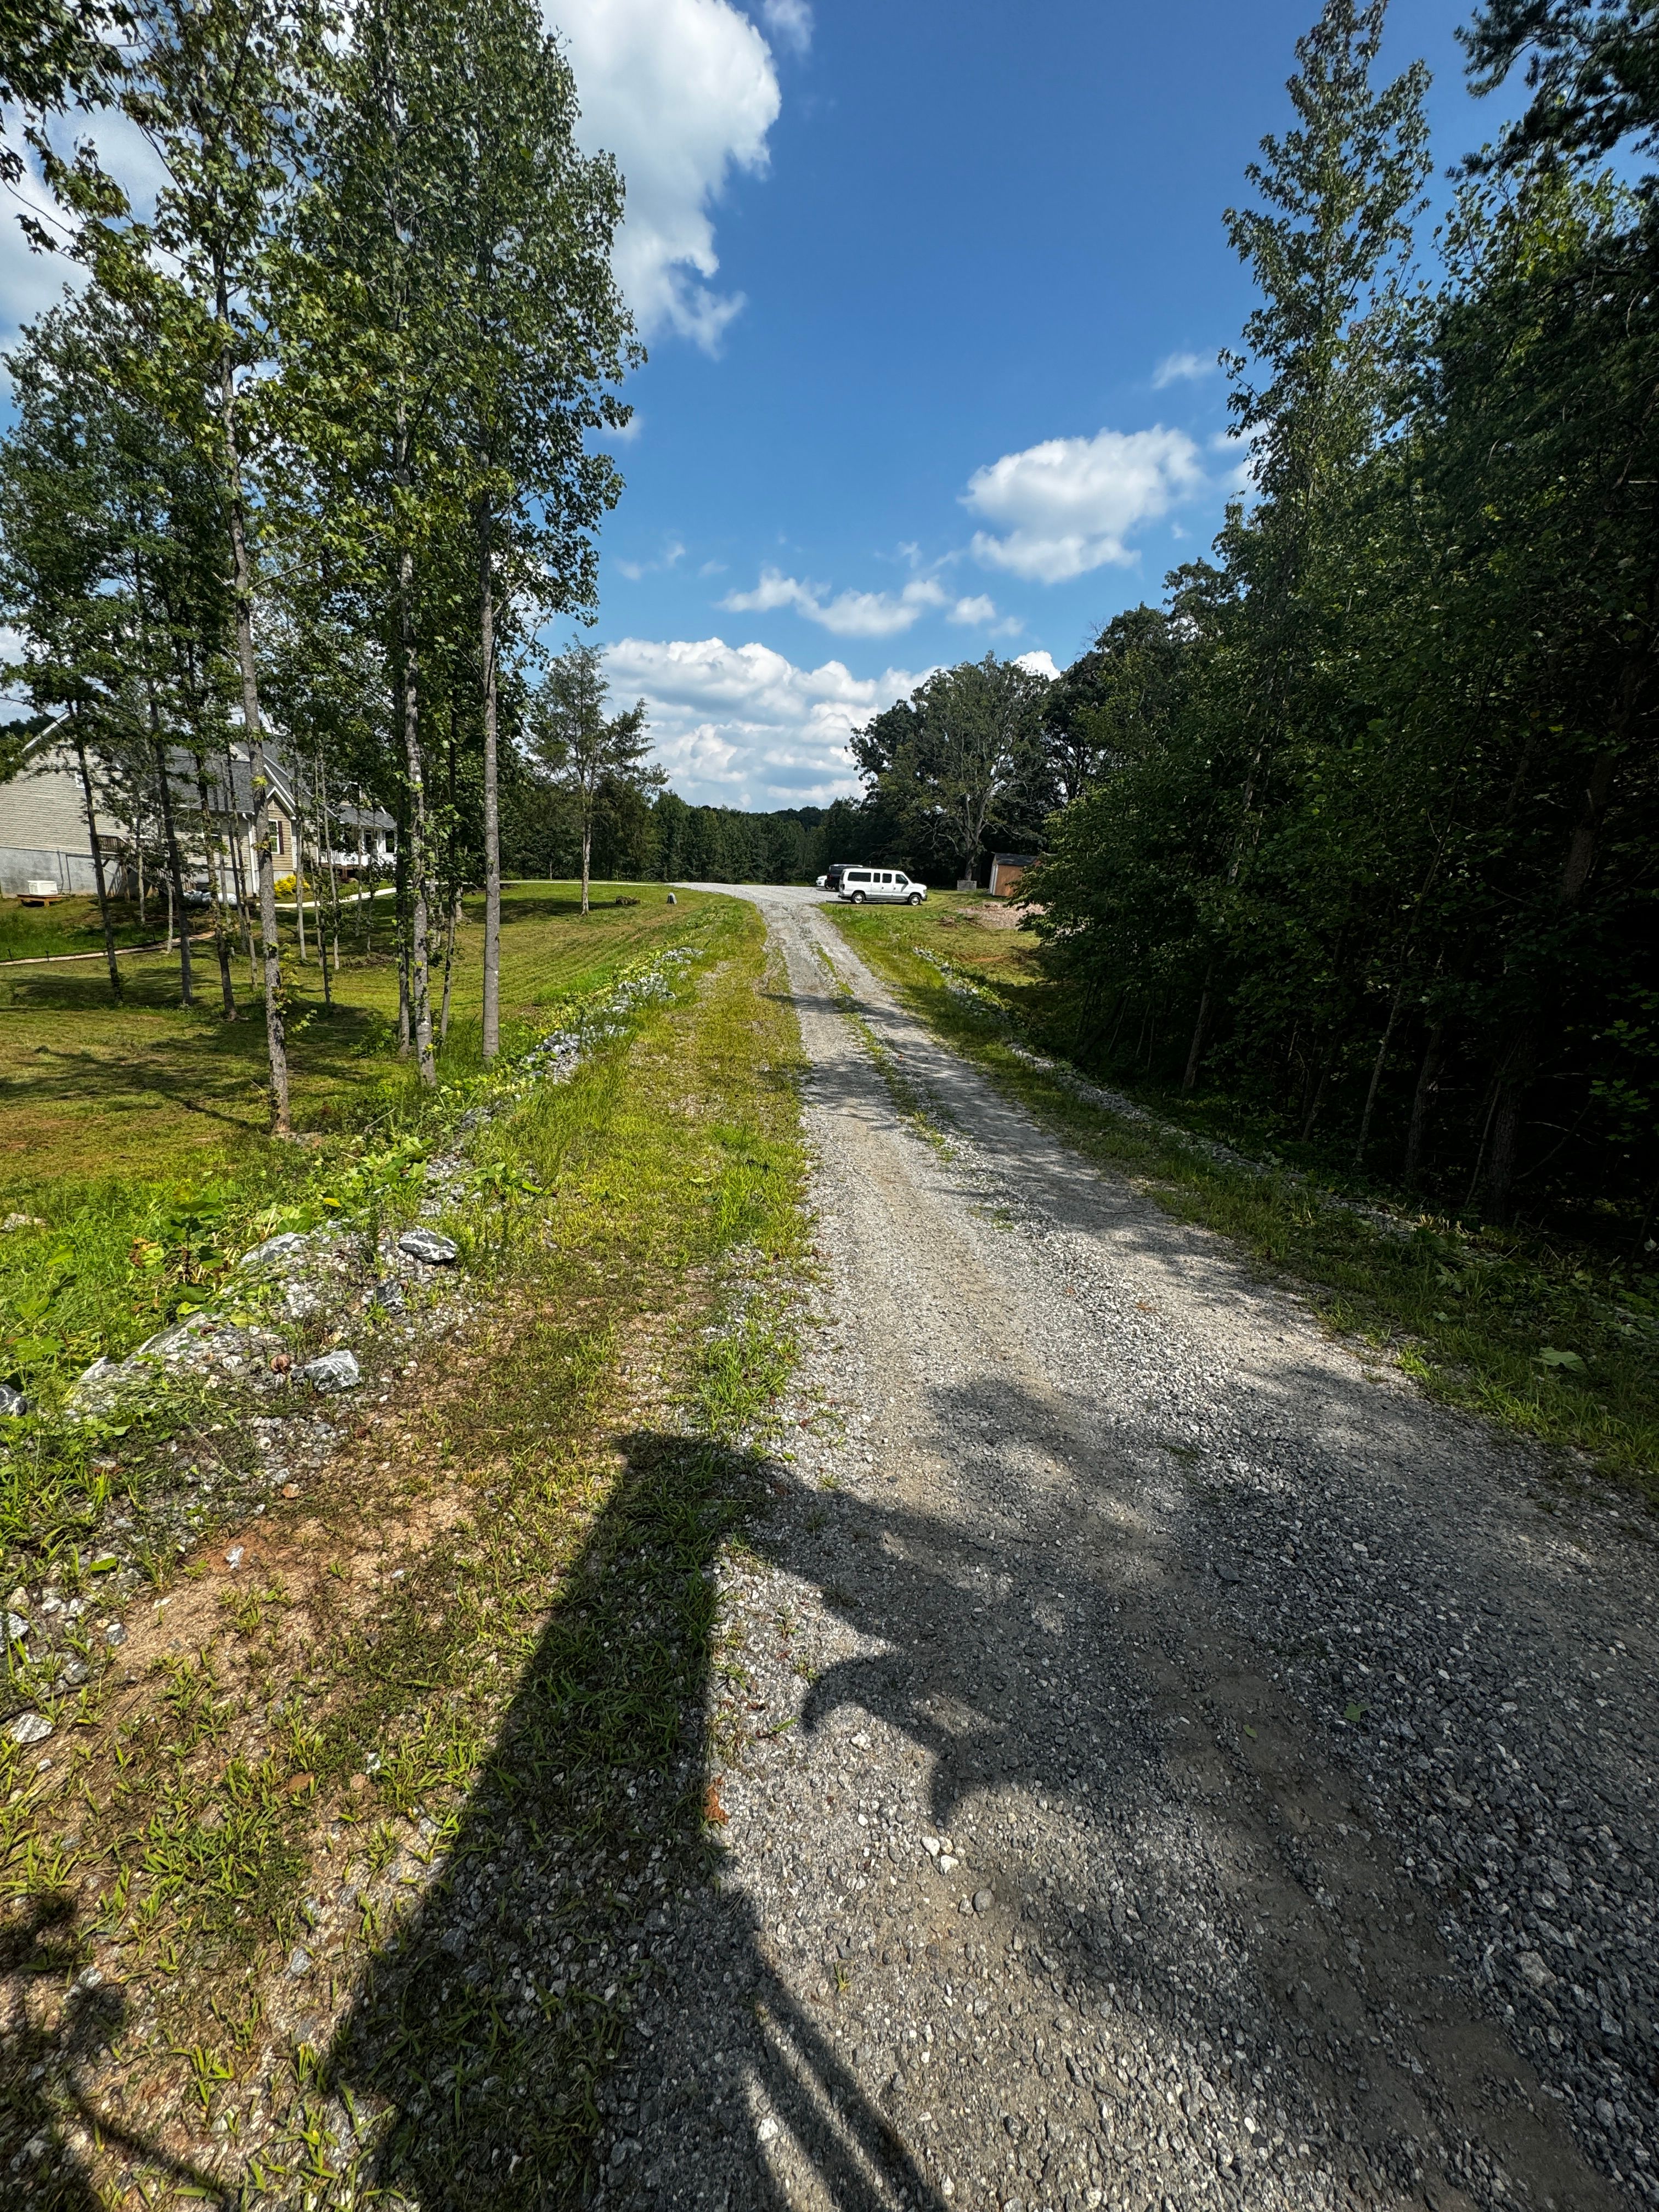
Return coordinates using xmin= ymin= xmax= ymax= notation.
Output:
xmin=850 ymin=890 xmax=866 ymax=904
xmin=907 ymin=891 xmax=923 ymax=906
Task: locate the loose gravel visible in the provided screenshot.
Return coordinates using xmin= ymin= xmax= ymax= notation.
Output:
xmin=598 ymin=891 xmax=1652 ymax=2212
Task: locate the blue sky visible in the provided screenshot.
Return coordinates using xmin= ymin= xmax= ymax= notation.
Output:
xmin=560 ymin=0 xmax=1525 ymax=808
xmin=0 ymin=0 xmax=1525 ymax=805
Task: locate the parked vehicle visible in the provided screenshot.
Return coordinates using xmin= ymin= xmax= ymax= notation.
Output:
xmin=816 ymin=863 xmax=850 ymax=890
xmin=837 ymin=867 xmax=926 ymax=906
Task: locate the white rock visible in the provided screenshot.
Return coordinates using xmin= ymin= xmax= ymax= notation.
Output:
xmin=398 ymin=1227 xmax=459 ymax=1265
xmin=5 ymin=1612 xmax=30 ymax=1643
xmin=238 ymin=1231 xmax=315 ymax=1274
xmin=8 ymin=1712 xmax=52 ymax=1746
xmin=301 ymin=1350 xmax=360 ymax=1393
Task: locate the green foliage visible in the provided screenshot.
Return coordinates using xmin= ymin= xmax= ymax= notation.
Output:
xmin=1026 ymin=2 xmax=1659 ymax=1240
xmin=851 ymin=651 xmax=1052 ymax=881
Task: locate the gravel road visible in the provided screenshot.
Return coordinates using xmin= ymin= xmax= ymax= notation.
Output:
xmin=607 ymin=890 xmax=1657 ymax=2212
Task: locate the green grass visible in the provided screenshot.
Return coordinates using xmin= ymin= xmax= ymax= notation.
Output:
xmin=828 ymin=899 xmax=1659 ymax=1502
xmin=0 ymin=890 xmax=815 ymax=2205
xmin=0 ymin=890 xmax=166 ymax=964
xmin=0 ymin=884 xmax=715 ymax=1413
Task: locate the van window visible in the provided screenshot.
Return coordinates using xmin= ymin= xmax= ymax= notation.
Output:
xmin=894 ymin=873 xmax=908 ymax=885
xmin=879 ymin=871 xmax=892 ymax=884
xmin=849 ymin=870 xmax=870 ymax=882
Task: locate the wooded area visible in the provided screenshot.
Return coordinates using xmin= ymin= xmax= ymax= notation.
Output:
xmin=823 ymin=1 xmax=1659 ymax=1240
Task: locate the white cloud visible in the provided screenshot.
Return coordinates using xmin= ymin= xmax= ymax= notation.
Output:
xmin=613 ymin=538 xmax=686 ymax=580
xmin=757 ymin=0 xmax=812 ymax=55
xmin=555 ymin=0 xmax=782 ymax=353
xmin=604 ymin=634 xmax=929 ymax=806
xmin=720 ymin=566 xmax=966 ymax=639
xmin=1153 ymin=350 xmax=1215 ymax=388
xmin=948 ymin=594 xmax=998 ymax=625
xmin=963 ymin=425 xmax=1203 ymax=583
xmin=1014 ymin=650 xmax=1060 ymax=681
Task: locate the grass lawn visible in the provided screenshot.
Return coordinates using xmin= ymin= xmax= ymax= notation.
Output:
xmin=0 ymin=883 xmax=715 ymax=1405
xmin=828 ymin=897 xmax=1659 ymax=1502
xmin=0 ymin=891 xmax=171 ymax=966
xmin=0 ymin=882 xmax=702 ymax=1191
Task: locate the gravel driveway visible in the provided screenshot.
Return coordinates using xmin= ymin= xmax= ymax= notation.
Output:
xmin=611 ymin=890 xmax=1655 ymax=2212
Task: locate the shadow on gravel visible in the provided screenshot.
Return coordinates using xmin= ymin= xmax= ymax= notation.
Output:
xmin=322 ymin=1429 xmax=945 ymax=2212
xmin=312 ymin=1362 xmax=1611 ymax=2211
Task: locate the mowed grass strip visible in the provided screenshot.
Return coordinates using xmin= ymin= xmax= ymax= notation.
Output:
xmin=828 ymin=899 xmax=1659 ymax=1500
xmin=0 ymin=892 xmax=811 ymax=2208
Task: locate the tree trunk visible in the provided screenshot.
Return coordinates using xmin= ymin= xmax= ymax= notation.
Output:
xmin=581 ymin=811 xmax=592 ymax=915
xmin=193 ymin=757 xmax=236 ymax=1019
xmin=309 ymin=768 xmax=331 ymax=1008
xmin=1181 ymin=967 xmax=1215 ymax=1093
xmin=71 ymin=718 xmax=122 ymax=1002
xmin=1486 ymin=745 xmax=1620 ymax=1218
xmin=1353 ymin=971 xmax=1407 ymax=1167
xmin=292 ymin=782 xmax=308 ymax=964
xmin=150 ymin=736 xmax=193 ymax=1007
xmin=479 ymin=493 xmax=501 ymax=1060
xmin=394 ymin=458 xmax=435 ymax=1084
xmin=1402 ymin=1019 xmax=1445 ymax=1187
xmin=316 ymin=749 xmax=341 ymax=991
xmin=394 ymin=809 xmax=411 ymax=1057
xmin=222 ymin=742 xmax=255 ymax=978
xmin=439 ymin=892 xmax=459 ymax=1045
xmin=361 ymin=790 xmax=379 ymax=955
xmin=1299 ymin=1049 xmax=1333 ymax=1142
xmin=216 ymin=283 xmax=289 ymax=1135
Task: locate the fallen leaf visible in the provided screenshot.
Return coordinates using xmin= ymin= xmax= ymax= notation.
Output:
xmin=285 ymin=1772 xmax=315 ymax=1797
xmin=704 ymin=1780 xmax=730 ymax=1827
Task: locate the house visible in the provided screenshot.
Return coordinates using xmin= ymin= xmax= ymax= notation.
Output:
xmin=0 ymin=723 xmax=394 ymax=899
xmin=988 ymin=852 xmax=1041 ymax=898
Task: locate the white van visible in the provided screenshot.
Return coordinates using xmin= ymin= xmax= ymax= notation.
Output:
xmin=837 ymin=867 xmax=926 ymax=907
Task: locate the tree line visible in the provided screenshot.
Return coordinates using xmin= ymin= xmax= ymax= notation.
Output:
xmin=838 ymin=0 xmax=1659 ymax=1238
xmin=0 ymin=0 xmax=650 ymax=1126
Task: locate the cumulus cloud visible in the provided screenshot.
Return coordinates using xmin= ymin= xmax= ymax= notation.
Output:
xmin=603 ymin=634 xmax=929 ymax=807
xmin=1014 ymin=650 xmax=1060 ymax=681
xmin=721 ymin=566 xmax=993 ymax=639
xmin=1153 ymin=349 xmax=1215 ymax=388
xmin=963 ymin=425 xmax=1203 ymax=583
xmin=556 ymin=0 xmax=781 ymax=353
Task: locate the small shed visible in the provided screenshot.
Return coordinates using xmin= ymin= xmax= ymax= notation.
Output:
xmin=988 ymin=853 xmax=1040 ymax=898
